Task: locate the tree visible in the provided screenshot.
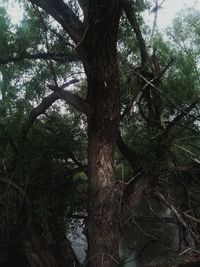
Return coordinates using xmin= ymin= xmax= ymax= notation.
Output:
xmin=1 ymin=1 xmax=200 ymax=267
xmin=20 ymin=1 xmax=125 ymax=266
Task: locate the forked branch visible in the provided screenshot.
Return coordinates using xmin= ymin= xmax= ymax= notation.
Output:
xmin=21 ymin=79 xmax=89 ymax=143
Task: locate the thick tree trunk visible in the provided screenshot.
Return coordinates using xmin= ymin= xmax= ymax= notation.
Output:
xmin=83 ymin=1 xmax=122 ymax=266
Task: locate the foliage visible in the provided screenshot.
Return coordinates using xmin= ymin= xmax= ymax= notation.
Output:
xmin=0 ymin=1 xmax=200 ymax=265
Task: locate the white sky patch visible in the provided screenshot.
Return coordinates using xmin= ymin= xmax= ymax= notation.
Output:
xmin=150 ymin=0 xmax=200 ymax=29
xmin=6 ymin=2 xmax=24 ymax=24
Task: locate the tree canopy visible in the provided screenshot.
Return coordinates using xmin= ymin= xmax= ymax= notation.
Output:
xmin=0 ymin=1 xmax=200 ymax=266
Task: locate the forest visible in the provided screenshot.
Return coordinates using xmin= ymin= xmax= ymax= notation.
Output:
xmin=0 ymin=0 xmax=200 ymax=266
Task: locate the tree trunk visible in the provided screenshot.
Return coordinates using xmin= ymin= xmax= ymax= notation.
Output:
xmin=83 ymin=1 xmax=122 ymax=266
xmin=87 ymin=137 xmax=121 ymax=267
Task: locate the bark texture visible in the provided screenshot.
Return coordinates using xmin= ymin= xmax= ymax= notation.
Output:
xmin=83 ymin=1 xmax=122 ymax=266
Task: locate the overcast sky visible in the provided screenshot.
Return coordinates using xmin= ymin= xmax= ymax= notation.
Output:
xmin=5 ymin=0 xmax=200 ymax=27
xmin=155 ymin=0 xmax=200 ymax=28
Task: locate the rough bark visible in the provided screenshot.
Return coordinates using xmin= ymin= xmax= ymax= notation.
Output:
xmin=83 ymin=1 xmax=122 ymax=266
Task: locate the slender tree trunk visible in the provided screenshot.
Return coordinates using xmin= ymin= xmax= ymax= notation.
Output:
xmin=83 ymin=1 xmax=122 ymax=266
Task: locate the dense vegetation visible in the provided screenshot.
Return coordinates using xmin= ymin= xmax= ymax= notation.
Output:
xmin=0 ymin=1 xmax=200 ymax=266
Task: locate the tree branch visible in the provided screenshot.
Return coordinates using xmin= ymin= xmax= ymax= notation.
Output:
xmin=0 ymin=51 xmax=79 ymax=65
xmin=116 ymin=130 xmax=140 ymax=169
xmin=21 ymin=79 xmax=87 ymax=143
xmin=21 ymin=92 xmax=60 ymax=143
xmin=29 ymin=0 xmax=85 ymax=44
xmin=125 ymin=174 xmax=153 ymax=206
xmin=122 ymin=0 xmax=148 ymax=68
xmin=78 ymin=0 xmax=89 ymax=23
xmin=122 ymin=174 xmax=155 ymax=226
xmin=49 ymin=79 xmax=91 ymax=115
xmin=122 ymin=57 xmax=200 ymax=128
xmin=153 ymin=191 xmax=188 ymax=227
xmin=165 ymin=101 xmax=199 ymax=134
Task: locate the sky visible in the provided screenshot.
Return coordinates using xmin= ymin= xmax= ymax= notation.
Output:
xmin=5 ymin=0 xmax=200 ymax=28
xmin=155 ymin=0 xmax=200 ymax=28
